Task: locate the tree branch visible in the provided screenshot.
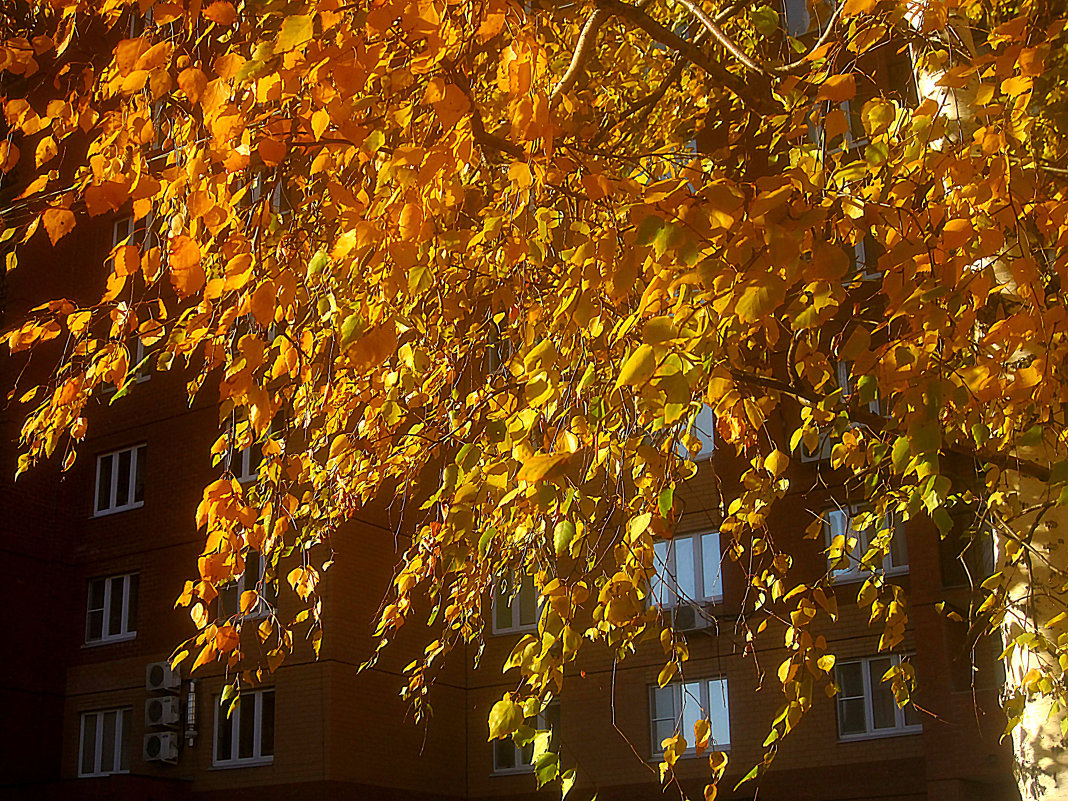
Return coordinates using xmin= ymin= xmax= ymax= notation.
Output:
xmin=593 ymin=0 xmax=779 ymax=115
xmin=673 ymin=0 xmax=766 ymax=75
xmin=549 ymin=8 xmax=610 ymax=108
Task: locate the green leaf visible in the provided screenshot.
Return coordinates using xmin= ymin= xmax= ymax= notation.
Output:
xmin=751 ymin=5 xmax=780 ymax=36
xmin=658 ymin=486 xmax=674 ymax=519
xmin=891 ymin=436 xmax=910 ymax=473
xmin=553 ymin=519 xmax=577 ymax=556
xmin=635 ymin=214 xmax=665 ymax=246
xmin=277 ymin=14 xmax=314 ymax=52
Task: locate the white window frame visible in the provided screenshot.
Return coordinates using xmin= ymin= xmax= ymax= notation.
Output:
xmin=650 ymin=530 xmax=724 ymax=609
xmin=93 ymin=444 xmax=146 ymax=516
xmin=676 ymin=404 xmax=715 ymax=460
xmin=649 ymin=677 xmax=731 ymax=757
xmin=78 ymin=708 xmax=131 ymax=777
xmin=491 ymin=701 xmax=559 ymax=775
xmin=491 ymin=574 xmax=539 ymax=635
xmin=800 ymin=363 xmax=880 ymax=463
xmin=835 ymin=654 xmax=921 ymax=740
xmin=825 ymin=504 xmax=908 ymax=583
xmin=213 ymin=688 xmax=275 ymax=768
xmin=85 ymin=573 xmax=138 ymax=644
xmin=218 ymin=550 xmax=272 ymax=620
xmin=233 ymin=443 xmax=261 ymax=483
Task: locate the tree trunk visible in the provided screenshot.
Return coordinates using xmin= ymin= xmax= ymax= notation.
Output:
xmin=906 ymin=9 xmax=1068 ymax=800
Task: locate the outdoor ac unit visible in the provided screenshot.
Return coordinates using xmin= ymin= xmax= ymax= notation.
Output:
xmin=671 ymin=605 xmax=709 ymax=632
xmin=146 ymin=661 xmax=180 ymax=692
xmin=143 ymin=731 xmax=179 ymax=764
xmin=146 ymin=696 xmax=181 ymax=727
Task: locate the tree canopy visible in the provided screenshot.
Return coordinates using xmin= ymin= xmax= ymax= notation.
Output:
xmin=2 ymin=0 xmax=1068 ymax=797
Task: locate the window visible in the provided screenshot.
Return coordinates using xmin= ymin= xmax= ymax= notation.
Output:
xmin=650 ymin=678 xmax=730 ymax=756
xmin=94 ymin=444 xmax=146 ymax=515
xmin=218 ymin=550 xmax=273 ymax=619
xmin=835 ymin=655 xmax=920 ymax=739
xmin=492 ymin=574 xmax=538 ymax=634
xmin=676 ymin=404 xmax=715 ymax=460
xmin=825 ymin=505 xmax=907 ymax=582
xmin=801 ymin=363 xmax=880 ymax=463
xmin=214 ymin=688 xmax=275 ymax=767
xmin=79 ymin=708 xmax=131 ymax=776
xmin=233 ymin=443 xmax=262 ymax=483
xmin=86 ymin=574 xmax=138 ymax=644
xmin=112 ymin=216 xmax=134 ymax=248
xmin=492 ymin=701 xmax=560 ymax=774
xmin=650 ymin=531 xmax=723 ymax=609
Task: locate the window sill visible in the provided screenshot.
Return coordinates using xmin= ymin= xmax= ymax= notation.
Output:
xmin=83 ymin=633 xmax=137 ymax=648
xmin=92 ymin=501 xmax=144 ymax=519
xmin=491 ymin=766 xmax=535 ymax=776
xmin=78 ymin=770 xmax=130 ymax=778
xmin=831 ymin=568 xmax=909 ymax=585
xmin=838 ymin=725 xmax=922 ymax=743
xmin=212 ymin=757 xmax=274 ymax=770
xmin=648 ymin=746 xmax=731 ymax=763
xmin=491 ymin=626 xmax=538 ymax=637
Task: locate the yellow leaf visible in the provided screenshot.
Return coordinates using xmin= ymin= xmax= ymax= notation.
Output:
xmin=736 ymin=275 xmax=786 ymax=322
xmin=311 ymin=108 xmax=330 ymax=141
xmin=42 ymin=208 xmax=75 ymax=245
xmin=616 ymin=344 xmax=656 ymax=388
xmin=517 ymin=452 xmax=571 ymax=483
xmin=35 ymin=135 xmax=57 ymax=167
xmin=399 ymin=203 xmax=423 ymax=241
xmin=488 ymin=695 xmax=524 ymax=740
xmin=817 ymin=74 xmax=856 ymax=103
xmin=764 ymin=449 xmax=789 ymax=477
xmin=277 ymin=14 xmax=314 ymax=52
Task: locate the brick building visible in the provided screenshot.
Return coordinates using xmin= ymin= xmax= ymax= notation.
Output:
xmin=0 ymin=198 xmax=1021 ymax=801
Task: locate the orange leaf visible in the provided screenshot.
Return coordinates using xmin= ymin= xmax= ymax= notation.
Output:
xmin=178 ymin=67 xmax=208 ymax=105
xmin=816 ymin=74 xmax=856 ymax=103
xmin=250 ymin=280 xmax=276 ymax=327
xmin=399 ymin=203 xmax=423 ymax=241
xmin=114 ymin=244 xmax=140 ymax=276
xmin=114 ymin=38 xmax=150 ymax=76
xmin=311 ymin=108 xmax=330 ymax=141
xmin=42 ymin=208 xmax=75 ymax=245
xmin=169 ymin=235 xmax=205 ymax=297
xmin=203 ymin=1 xmax=237 ymax=25
xmin=258 ymin=137 xmax=287 ymax=167
xmin=516 ymin=452 xmax=572 ymax=483
xmin=0 ymin=140 xmax=19 ymax=173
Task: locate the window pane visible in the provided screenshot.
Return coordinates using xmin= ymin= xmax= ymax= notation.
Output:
xmin=81 ymin=714 xmax=98 ymax=775
xmin=654 ymin=718 xmax=676 ymax=748
xmin=494 ymin=581 xmax=512 ymax=631
xmin=494 ymin=739 xmax=515 ymax=770
xmin=108 ymin=578 xmax=124 ymax=636
xmin=707 ymin=678 xmax=730 ymax=747
xmin=119 ymin=709 xmax=130 ymax=771
xmin=115 ymin=449 xmax=132 ymax=507
xmin=97 ymin=455 xmax=113 ymax=511
xmin=127 ymin=575 xmax=139 ymax=632
xmin=868 ymin=658 xmax=896 ymax=729
xmin=889 ymin=515 xmax=908 ymax=568
xmin=903 ymin=700 xmax=920 ymax=728
xmin=88 ymin=579 xmax=105 ymax=611
xmin=520 ymin=740 xmax=534 ymax=765
xmin=837 ymin=661 xmax=864 ymax=698
xmin=134 ymin=446 xmax=146 ymax=503
xmin=839 ymin=697 xmax=867 ymax=735
xmin=701 ymin=533 xmax=722 ymax=600
xmin=100 ymin=711 xmax=117 ymax=772
xmin=260 ymin=691 xmax=275 ymax=756
xmin=675 ymin=538 xmax=695 ymax=603
xmin=680 ymin=682 xmax=702 ymax=750
xmin=518 ymin=577 xmax=537 ymax=627
xmin=86 ymin=609 xmax=104 ymax=642
xmin=217 ymin=702 xmax=233 ymax=762
xmin=238 ymin=694 xmax=256 ymax=758
xmin=651 ymin=541 xmax=669 ymax=607
xmin=219 ymin=585 xmax=237 ymax=620
xmin=651 ymin=686 xmax=675 ymax=722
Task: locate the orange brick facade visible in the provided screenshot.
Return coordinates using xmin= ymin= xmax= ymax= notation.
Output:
xmin=0 ymin=212 xmax=1018 ymax=801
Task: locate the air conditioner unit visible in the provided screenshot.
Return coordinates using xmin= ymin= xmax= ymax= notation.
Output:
xmin=671 ymin=605 xmax=709 ymax=632
xmin=146 ymin=696 xmax=181 ymax=727
xmin=146 ymin=661 xmax=180 ymax=692
xmin=143 ymin=731 xmax=179 ymax=764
